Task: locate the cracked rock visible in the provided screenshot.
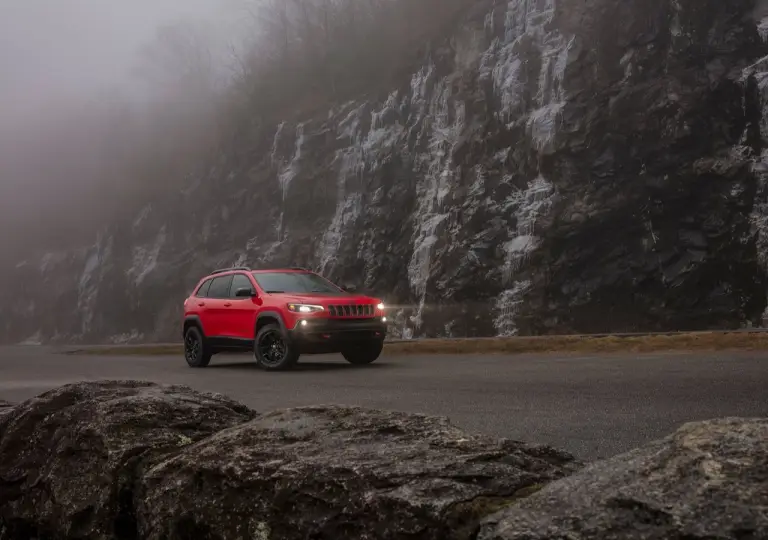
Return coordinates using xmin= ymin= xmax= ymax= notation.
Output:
xmin=0 ymin=381 xmax=255 ymax=540
xmin=0 ymin=382 xmax=578 ymax=540
xmin=478 ymin=417 xmax=768 ymax=540
xmin=137 ymin=405 xmax=580 ymax=540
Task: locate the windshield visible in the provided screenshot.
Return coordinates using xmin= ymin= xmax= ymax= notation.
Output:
xmin=252 ymin=272 xmax=342 ymax=294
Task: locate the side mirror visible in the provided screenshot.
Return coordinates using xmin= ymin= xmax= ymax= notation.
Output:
xmin=343 ymin=284 xmax=357 ymax=293
xmin=235 ymin=287 xmax=257 ymax=298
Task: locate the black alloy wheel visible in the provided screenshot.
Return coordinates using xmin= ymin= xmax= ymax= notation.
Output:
xmin=259 ymin=329 xmax=286 ymax=367
xmin=341 ymin=339 xmax=384 ymax=365
xmin=184 ymin=326 xmax=211 ymax=368
xmin=254 ymin=323 xmax=299 ymax=371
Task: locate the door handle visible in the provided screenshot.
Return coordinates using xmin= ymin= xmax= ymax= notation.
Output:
xmin=197 ymin=302 xmax=205 ymax=306
xmin=223 ymin=302 xmax=232 ymax=307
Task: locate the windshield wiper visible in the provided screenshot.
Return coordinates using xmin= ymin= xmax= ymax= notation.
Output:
xmin=265 ymin=290 xmax=284 ymax=293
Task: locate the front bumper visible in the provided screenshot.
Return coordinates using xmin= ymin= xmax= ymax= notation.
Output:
xmin=287 ymin=317 xmax=388 ymax=352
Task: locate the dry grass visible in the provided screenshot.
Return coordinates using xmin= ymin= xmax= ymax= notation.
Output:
xmin=383 ymin=332 xmax=768 ymax=354
xmin=61 ymin=331 xmax=768 ymax=357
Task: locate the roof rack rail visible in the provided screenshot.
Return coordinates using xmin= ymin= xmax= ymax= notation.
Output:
xmin=210 ymin=266 xmax=251 ymax=275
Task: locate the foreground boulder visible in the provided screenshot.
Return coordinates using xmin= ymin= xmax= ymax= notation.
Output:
xmin=10 ymin=382 xmax=764 ymax=540
xmin=137 ymin=405 xmax=579 ymax=540
xmin=478 ymin=417 xmax=768 ymax=539
xmin=0 ymin=381 xmax=579 ymax=540
xmin=0 ymin=400 xmax=11 ymax=421
xmin=0 ymin=381 xmax=256 ymax=539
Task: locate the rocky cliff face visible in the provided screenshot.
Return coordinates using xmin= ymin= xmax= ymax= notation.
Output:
xmin=4 ymin=0 xmax=768 ymax=343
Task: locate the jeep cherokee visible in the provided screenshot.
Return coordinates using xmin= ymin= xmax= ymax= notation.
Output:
xmin=182 ymin=266 xmax=388 ymax=370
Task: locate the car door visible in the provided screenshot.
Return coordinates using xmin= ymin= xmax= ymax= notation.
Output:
xmin=191 ymin=278 xmax=214 ymax=334
xmin=204 ymin=274 xmax=234 ymax=337
xmin=227 ymin=273 xmax=259 ymax=340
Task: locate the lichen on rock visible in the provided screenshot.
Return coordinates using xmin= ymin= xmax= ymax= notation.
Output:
xmin=0 ymin=381 xmax=578 ymax=540
xmin=477 ymin=417 xmax=768 ymax=540
xmin=0 ymin=381 xmax=255 ymax=540
xmin=136 ymin=405 xmax=579 ymax=540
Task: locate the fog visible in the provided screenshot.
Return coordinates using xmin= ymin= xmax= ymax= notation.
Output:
xmin=0 ymin=0 xmax=458 ymax=263
xmin=0 ymin=0 xmax=251 ymax=259
xmin=1 ymin=0 xmax=241 ymax=124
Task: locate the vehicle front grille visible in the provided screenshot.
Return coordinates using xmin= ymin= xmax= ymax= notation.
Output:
xmin=328 ymin=304 xmax=375 ymax=318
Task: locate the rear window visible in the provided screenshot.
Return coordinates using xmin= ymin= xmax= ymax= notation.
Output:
xmin=195 ymin=279 xmax=212 ymax=297
xmin=207 ymin=275 xmax=233 ymax=298
xmin=252 ymin=272 xmax=341 ymax=294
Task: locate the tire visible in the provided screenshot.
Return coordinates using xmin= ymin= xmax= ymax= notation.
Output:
xmin=342 ymin=339 xmax=384 ymax=365
xmin=254 ymin=323 xmax=299 ymax=371
xmin=184 ymin=325 xmax=212 ymax=368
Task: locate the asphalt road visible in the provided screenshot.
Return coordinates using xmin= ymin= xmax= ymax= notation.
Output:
xmin=1 ymin=346 xmax=767 ymax=461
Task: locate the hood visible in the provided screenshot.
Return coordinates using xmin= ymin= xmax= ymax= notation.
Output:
xmin=270 ymin=292 xmax=379 ymax=305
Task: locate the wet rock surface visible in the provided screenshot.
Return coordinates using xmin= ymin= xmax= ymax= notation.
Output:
xmin=2 ymin=382 xmax=768 ymax=539
xmin=138 ymin=405 xmax=579 ymax=540
xmin=0 ymin=400 xmax=12 ymax=418
xmin=477 ymin=417 xmax=768 ymax=540
xmin=0 ymin=381 xmax=256 ymax=540
xmin=0 ymin=381 xmax=578 ymax=540
xmin=3 ymin=0 xmax=768 ymax=344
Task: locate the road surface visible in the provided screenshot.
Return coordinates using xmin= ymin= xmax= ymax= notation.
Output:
xmin=1 ymin=346 xmax=766 ymax=461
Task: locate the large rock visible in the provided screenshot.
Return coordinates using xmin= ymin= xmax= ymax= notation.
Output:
xmin=0 ymin=381 xmax=255 ymax=540
xmin=137 ymin=405 xmax=579 ymax=540
xmin=0 ymin=400 xmax=12 ymax=419
xmin=478 ymin=417 xmax=768 ymax=539
xmin=0 ymin=382 xmax=579 ymax=540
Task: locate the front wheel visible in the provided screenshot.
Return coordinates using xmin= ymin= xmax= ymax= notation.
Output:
xmin=254 ymin=324 xmax=299 ymax=371
xmin=342 ymin=339 xmax=384 ymax=365
xmin=184 ymin=326 xmax=212 ymax=368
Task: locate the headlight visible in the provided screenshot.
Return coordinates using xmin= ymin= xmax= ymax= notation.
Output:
xmin=376 ymin=303 xmax=385 ymax=310
xmin=287 ymin=303 xmax=325 ymax=313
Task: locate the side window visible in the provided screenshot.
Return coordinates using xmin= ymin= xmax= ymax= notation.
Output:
xmin=195 ymin=279 xmax=212 ymax=298
xmin=230 ymin=274 xmax=254 ymax=298
xmin=207 ymin=275 xmax=233 ymax=298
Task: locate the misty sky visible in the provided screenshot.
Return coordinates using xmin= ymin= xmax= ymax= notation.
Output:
xmin=0 ymin=0 xmax=246 ymax=126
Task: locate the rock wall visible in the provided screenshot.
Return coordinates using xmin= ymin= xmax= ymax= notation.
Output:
xmin=3 ymin=0 xmax=768 ymax=343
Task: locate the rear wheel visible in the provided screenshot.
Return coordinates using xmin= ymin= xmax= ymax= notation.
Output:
xmin=342 ymin=339 xmax=384 ymax=365
xmin=254 ymin=324 xmax=299 ymax=371
xmin=184 ymin=326 xmax=212 ymax=368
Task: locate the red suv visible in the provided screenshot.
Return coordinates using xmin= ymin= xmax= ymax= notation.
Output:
xmin=182 ymin=267 xmax=388 ymax=370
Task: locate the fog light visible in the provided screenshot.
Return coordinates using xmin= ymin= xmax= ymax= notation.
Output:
xmin=300 ymin=320 xmax=308 ymax=327
xmin=382 ymin=316 xmax=387 ymax=322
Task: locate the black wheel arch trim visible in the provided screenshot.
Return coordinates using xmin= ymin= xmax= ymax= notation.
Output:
xmin=255 ymin=311 xmax=288 ymax=335
xmin=183 ymin=315 xmax=205 ymax=338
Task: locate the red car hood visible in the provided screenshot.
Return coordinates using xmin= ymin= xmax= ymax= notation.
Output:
xmin=272 ymin=293 xmax=378 ymax=305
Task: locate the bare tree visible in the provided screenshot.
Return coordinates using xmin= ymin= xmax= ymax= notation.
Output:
xmin=229 ymin=0 xmax=471 ymax=113
xmin=133 ymin=20 xmax=218 ymax=99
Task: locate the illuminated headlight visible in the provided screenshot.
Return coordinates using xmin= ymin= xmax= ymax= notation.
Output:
xmin=376 ymin=303 xmax=385 ymax=310
xmin=287 ymin=304 xmax=324 ymax=313
xmin=299 ymin=320 xmax=308 ymax=327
